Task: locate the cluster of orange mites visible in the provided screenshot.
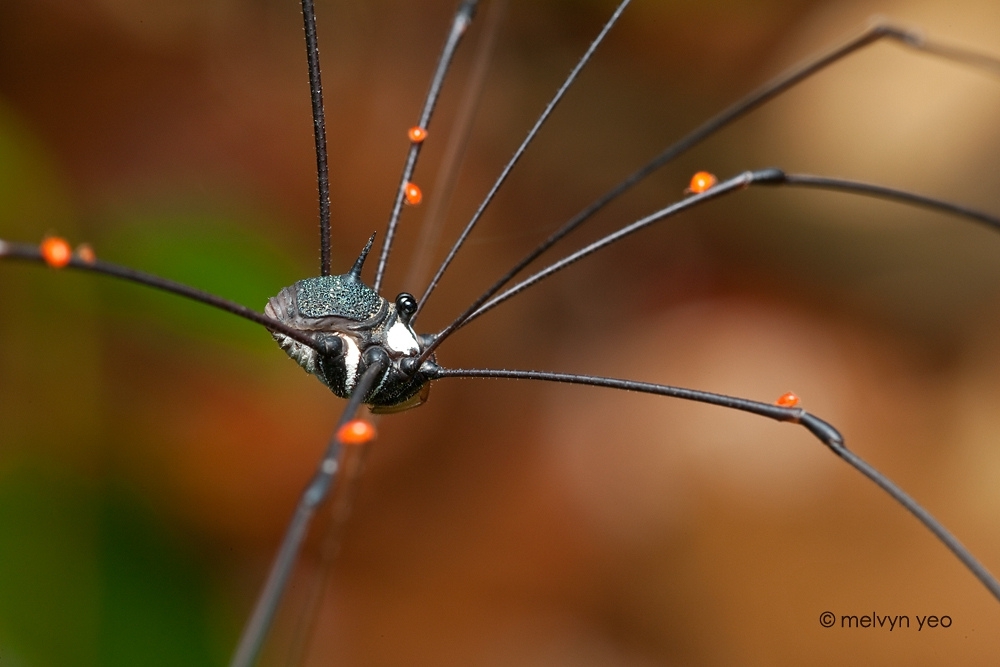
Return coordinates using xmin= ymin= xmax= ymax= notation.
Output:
xmin=40 ymin=236 xmax=96 ymax=268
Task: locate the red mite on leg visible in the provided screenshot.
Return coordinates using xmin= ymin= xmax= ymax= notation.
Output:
xmin=404 ymin=128 xmax=428 ymax=204
xmin=40 ymin=236 xmax=72 ymax=268
xmin=775 ymin=392 xmax=800 ymax=408
xmin=407 ymin=126 xmax=428 ymax=143
xmin=404 ymin=182 xmax=423 ymax=205
xmin=686 ymin=171 xmax=717 ymax=194
xmin=336 ymin=419 xmax=376 ymax=446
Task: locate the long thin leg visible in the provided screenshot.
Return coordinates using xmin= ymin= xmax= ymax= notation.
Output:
xmin=283 ymin=439 xmax=372 ymax=666
xmin=299 ymin=0 xmax=333 ymax=277
xmin=428 ymin=365 xmax=1000 ymax=604
xmin=460 ymin=170 xmax=1000 ymax=327
xmin=373 ymin=0 xmax=481 ymax=293
xmin=414 ymin=168 xmax=1000 ymax=363
xmin=403 ymin=0 xmax=509 ymax=295
xmin=0 ymin=239 xmax=325 ymax=352
xmin=229 ymin=356 xmax=388 ymax=667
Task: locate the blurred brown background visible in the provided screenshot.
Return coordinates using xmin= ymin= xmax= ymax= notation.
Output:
xmin=2 ymin=0 xmax=1000 ymax=664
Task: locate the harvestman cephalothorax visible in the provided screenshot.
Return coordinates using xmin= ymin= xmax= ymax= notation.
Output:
xmin=2 ymin=0 xmax=1000 ymax=664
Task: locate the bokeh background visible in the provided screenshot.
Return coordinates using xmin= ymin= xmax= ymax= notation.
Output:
xmin=2 ymin=0 xmax=1000 ymax=664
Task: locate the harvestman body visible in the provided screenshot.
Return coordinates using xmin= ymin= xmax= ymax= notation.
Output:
xmin=3 ymin=0 xmax=1000 ymax=664
xmin=266 ymin=235 xmax=435 ymax=412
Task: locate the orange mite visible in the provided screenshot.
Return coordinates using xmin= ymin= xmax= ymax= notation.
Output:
xmin=407 ymin=126 xmax=428 ymax=143
xmin=687 ymin=171 xmax=717 ymax=194
xmin=337 ymin=419 xmax=376 ymax=446
xmin=76 ymin=243 xmax=97 ymax=264
xmin=775 ymin=392 xmax=800 ymax=408
xmin=404 ymin=182 xmax=423 ymax=205
xmin=40 ymin=236 xmax=72 ymax=268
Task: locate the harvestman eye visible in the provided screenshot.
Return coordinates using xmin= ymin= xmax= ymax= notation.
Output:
xmin=395 ymin=292 xmax=418 ymax=325
xmin=2 ymin=0 xmax=1000 ymax=665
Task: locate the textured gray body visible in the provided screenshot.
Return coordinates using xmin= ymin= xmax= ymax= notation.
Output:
xmin=295 ymin=275 xmax=382 ymax=321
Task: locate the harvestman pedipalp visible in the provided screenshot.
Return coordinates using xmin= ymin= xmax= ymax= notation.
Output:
xmin=3 ymin=0 xmax=1000 ymax=664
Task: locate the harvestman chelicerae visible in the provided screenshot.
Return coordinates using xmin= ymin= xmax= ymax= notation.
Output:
xmin=3 ymin=0 xmax=1000 ymax=664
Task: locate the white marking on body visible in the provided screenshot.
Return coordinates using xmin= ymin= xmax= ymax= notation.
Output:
xmin=385 ymin=321 xmax=419 ymax=355
xmin=342 ymin=335 xmax=361 ymax=392
xmin=322 ymin=459 xmax=338 ymax=474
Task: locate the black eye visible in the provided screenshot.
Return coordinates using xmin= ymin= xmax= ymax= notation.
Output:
xmin=395 ymin=292 xmax=417 ymax=324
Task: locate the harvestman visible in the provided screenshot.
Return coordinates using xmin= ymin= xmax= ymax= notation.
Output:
xmin=3 ymin=0 xmax=1000 ymax=664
